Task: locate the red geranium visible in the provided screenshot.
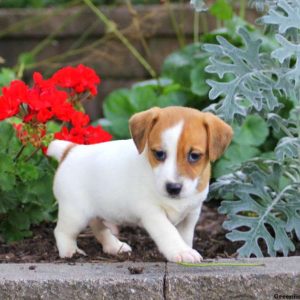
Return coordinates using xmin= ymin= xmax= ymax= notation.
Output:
xmin=0 ymin=64 xmax=112 ymax=156
xmin=51 ymin=64 xmax=100 ymax=96
xmin=54 ymin=125 xmax=112 ymax=145
xmin=0 ymin=80 xmax=29 ymax=120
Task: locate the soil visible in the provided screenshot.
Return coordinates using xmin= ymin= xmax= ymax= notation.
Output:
xmin=0 ymin=203 xmax=299 ymax=263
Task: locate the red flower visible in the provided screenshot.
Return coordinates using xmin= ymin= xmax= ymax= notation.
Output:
xmin=71 ymin=110 xmax=90 ymax=128
xmin=0 ymin=80 xmax=29 ymax=120
xmin=83 ymin=125 xmax=112 ymax=144
xmin=1 ymin=65 xmax=107 ymax=156
xmin=54 ymin=125 xmax=112 ymax=145
xmin=37 ymin=108 xmax=54 ymax=123
xmin=0 ymin=96 xmax=20 ymax=120
xmin=54 ymin=126 xmax=84 ymax=144
xmin=51 ymin=64 xmax=100 ymax=96
xmin=2 ymin=80 xmax=29 ymax=104
xmin=33 ymin=72 xmax=55 ymax=90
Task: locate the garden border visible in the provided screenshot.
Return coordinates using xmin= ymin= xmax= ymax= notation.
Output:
xmin=0 ymin=257 xmax=299 ymax=299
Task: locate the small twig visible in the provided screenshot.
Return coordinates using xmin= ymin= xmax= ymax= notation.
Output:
xmin=82 ymin=0 xmax=157 ymax=78
xmin=177 ymin=261 xmax=265 ymax=267
xmin=165 ymin=0 xmax=185 ymax=48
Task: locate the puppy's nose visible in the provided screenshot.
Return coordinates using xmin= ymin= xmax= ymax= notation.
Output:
xmin=166 ymin=182 xmax=182 ymax=196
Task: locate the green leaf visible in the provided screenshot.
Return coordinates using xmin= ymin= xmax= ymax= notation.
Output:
xmin=191 ymin=61 xmax=211 ymax=97
xmin=158 ymin=91 xmax=188 ymax=107
xmin=18 ymin=52 xmax=35 ymax=67
xmin=233 ymin=115 xmax=269 ymax=146
xmin=209 ymin=0 xmax=233 ymax=21
xmin=103 ymin=89 xmax=135 ymax=138
xmin=213 ymin=144 xmax=260 ymax=177
xmin=133 ymin=78 xmax=173 ymax=88
xmin=129 ymin=86 xmax=158 ymax=111
xmin=0 ymin=121 xmax=15 ymax=150
xmin=162 ymin=43 xmax=205 ymax=89
xmin=16 ymin=162 xmax=40 ymax=182
xmin=0 ymin=172 xmax=16 ymax=191
xmin=0 ymin=68 xmax=16 ymax=88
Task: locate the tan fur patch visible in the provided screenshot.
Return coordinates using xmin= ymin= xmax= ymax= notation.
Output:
xmin=146 ymin=107 xmax=211 ymax=184
xmin=197 ymin=163 xmax=211 ymax=192
xmin=137 ymin=106 xmax=232 ymax=191
xmin=60 ymin=144 xmax=77 ymax=163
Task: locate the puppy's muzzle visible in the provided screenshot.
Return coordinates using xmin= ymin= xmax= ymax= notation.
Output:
xmin=166 ymin=182 xmax=182 ymax=197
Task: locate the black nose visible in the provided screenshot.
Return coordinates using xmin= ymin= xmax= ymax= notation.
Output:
xmin=166 ymin=182 xmax=182 ymax=196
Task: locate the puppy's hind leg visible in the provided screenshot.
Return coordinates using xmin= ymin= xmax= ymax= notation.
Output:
xmin=54 ymin=210 xmax=88 ymax=258
xmin=89 ymin=218 xmax=132 ymax=255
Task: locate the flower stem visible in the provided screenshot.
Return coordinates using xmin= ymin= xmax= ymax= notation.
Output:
xmin=82 ymin=0 xmax=157 ymax=78
xmin=193 ymin=11 xmax=200 ymax=44
xmin=25 ymin=148 xmax=40 ymax=162
xmin=239 ymin=0 xmax=246 ymax=20
xmin=14 ymin=145 xmax=26 ymax=162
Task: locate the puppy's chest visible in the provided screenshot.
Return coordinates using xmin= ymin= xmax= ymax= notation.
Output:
xmin=161 ymin=201 xmax=197 ymax=225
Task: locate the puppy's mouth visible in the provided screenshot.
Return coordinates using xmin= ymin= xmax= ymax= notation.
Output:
xmin=166 ymin=193 xmax=181 ymax=200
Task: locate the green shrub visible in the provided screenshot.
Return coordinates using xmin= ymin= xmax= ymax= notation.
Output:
xmin=0 ymin=121 xmax=56 ymax=242
xmin=203 ymin=0 xmax=300 ymax=257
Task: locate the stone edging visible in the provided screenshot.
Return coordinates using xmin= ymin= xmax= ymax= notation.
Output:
xmin=0 ymin=257 xmax=299 ymax=299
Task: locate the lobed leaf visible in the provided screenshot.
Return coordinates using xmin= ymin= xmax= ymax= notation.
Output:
xmin=275 ymin=137 xmax=300 ymax=160
xmin=212 ymin=160 xmax=300 ymax=258
xmin=203 ymin=27 xmax=280 ymax=122
xmin=261 ymin=0 xmax=300 ymax=33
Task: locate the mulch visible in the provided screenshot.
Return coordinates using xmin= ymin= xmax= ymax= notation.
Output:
xmin=0 ymin=203 xmax=299 ymax=263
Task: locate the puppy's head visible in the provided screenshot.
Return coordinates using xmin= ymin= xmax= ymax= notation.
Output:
xmin=129 ymin=107 xmax=233 ymax=199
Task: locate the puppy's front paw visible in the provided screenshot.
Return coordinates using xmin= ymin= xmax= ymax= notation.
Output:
xmin=59 ymin=246 xmax=87 ymax=258
xmin=170 ymin=248 xmax=203 ymax=263
xmin=103 ymin=241 xmax=132 ymax=255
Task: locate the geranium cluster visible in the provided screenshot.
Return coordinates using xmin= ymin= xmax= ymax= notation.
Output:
xmin=0 ymin=64 xmax=112 ymax=153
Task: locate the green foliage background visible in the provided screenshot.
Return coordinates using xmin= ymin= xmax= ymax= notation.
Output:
xmin=0 ymin=122 xmax=56 ymax=242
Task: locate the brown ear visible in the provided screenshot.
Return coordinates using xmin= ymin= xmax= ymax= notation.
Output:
xmin=129 ymin=107 xmax=160 ymax=154
xmin=204 ymin=112 xmax=233 ymax=162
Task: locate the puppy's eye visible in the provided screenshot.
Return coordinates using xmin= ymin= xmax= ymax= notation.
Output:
xmin=188 ymin=151 xmax=202 ymax=163
xmin=152 ymin=150 xmax=167 ymax=161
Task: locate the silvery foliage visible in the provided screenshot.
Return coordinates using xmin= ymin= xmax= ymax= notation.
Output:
xmin=190 ymin=0 xmax=208 ymax=12
xmin=202 ymin=0 xmax=300 ymax=257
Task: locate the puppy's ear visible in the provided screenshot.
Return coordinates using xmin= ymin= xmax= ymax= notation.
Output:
xmin=129 ymin=107 xmax=160 ymax=154
xmin=204 ymin=112 xmax=233 ymax=162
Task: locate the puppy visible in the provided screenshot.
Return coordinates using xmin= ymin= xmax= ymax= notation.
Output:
xmin=47 ymin=106 xmax=233 ymax=263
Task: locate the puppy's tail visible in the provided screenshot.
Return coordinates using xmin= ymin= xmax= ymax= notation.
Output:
xmin=47 ymin=140 xmax=75 ymax=162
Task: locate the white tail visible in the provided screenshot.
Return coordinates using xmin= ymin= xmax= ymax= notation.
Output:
xmin=47 ymin=140 xmax=74 ymax=161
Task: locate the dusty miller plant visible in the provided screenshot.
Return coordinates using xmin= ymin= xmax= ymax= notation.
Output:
xmin=193 ymin=0 xmax=300 ymax=257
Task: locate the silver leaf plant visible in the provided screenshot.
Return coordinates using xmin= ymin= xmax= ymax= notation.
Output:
xmin=194 ymin=0 xmax=300 ymax=257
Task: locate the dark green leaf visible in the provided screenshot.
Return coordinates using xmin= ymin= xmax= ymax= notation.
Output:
xmin=209 ymin=0 xmax=233 ymax=21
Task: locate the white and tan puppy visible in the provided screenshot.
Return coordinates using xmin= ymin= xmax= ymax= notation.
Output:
xmin=47 ymin=106 xmax=233 ymax=263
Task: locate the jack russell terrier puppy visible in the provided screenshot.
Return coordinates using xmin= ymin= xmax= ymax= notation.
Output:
xmin=47 ymin=106 xmax=233 ymax=263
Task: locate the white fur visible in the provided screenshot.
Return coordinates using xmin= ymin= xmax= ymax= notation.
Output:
xmin=153 ymin=121 xmax=183 ymax=196
xmin=48 ymin=129 xmax=209 ymax=263
xmin=153 ymin=121 xmax=202 ymax=199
